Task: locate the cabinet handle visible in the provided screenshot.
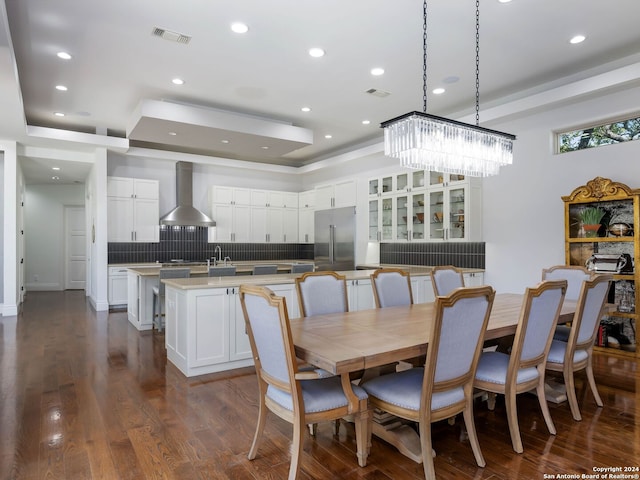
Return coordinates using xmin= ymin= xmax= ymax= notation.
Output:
xmin=284 ymin=234 xmax=287 ymax=242
xmin=305 ymin=233 xmax=308 ymax=243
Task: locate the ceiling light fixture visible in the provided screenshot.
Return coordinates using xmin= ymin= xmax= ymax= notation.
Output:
xmin=324 ymin=134 xmax=332 ymax=139
xmin=570 ymin=35 xmax=586 ymax=44
xmin=381 ymin=0 xmax=515 ymax=176
xmin=301 ymin=106 xmax=312 ymax=112
xmin=54 ymin=112 xmax=65 ymax=117
xmin=52 ymin=167 xmax=60 ymax=171
xmin=172 ymin=78 xmax=185 ymax=85
xmin=371 ymin=67 xmax=385 ymax=76
xmin=362 ymin=120 xmax=371 ymax=125
xmin=56 ymin=51 xmax=72 ymax=60
xmin=308 ymin=47 xmax=325 ymax=58
xmin=55 ymin=85 xmax=68 ymax=91
xmin=231 ymin=22 xmax=249 ymax=34
xmin=432 ymin=87 xmax=445 ymax=94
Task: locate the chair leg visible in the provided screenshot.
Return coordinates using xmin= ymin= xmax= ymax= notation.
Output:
xmin=487 ymin=392 xmax=497 ymax=410
xmin=308 ymin=423 xmax=317 ymax=436
xmin=536 ymin=378 xmax=557 ymax=435
xmin=152 ymin=293 xmax=158 ymax=330
xmin=418 ymin=420 xmax=437 ymax=480
xmin=463 ymin=401 xmax=486 ymax=467
xmin=288 ymin=416 xmax=304 ymax=480
xmin=563 ymin=367 xmax=582 ymax=421
xmin=248 ymin=396 xmax=268 ymax=460
xmin=585 ymin=359 xmax=604 ymax=407
xmin=504 ymin=391 xmax=523 ymax=453
xmin=332 ymin=419 xmax=341 ymax=436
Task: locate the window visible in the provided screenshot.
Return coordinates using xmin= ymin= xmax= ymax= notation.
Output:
xmin=557 ymin=115 xmax=640 ymax=153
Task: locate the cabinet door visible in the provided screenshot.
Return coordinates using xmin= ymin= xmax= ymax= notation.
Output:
xmin=299 ymin=208 xmax=314 ymax=243
xmin=133 ymin=179 xmax=159 ymax=199
xmin=448 ymin=186 xmax=466 ymax=241
xmin=334 ymin=180 xmax=357 ymax=207
xmin=348 ymin=279 xmax=374 ymax=311
xmin=192 ymin=290 xmax=229 ymax=367
xmin=251 ymin=206 xmax=268 ymax=242
xmin=267 ymin=208 xmax=284 ymax=243
xmin=211 ymin=186 xmax=234 ymax=204
xmin=283 ymin=208 xmax=298 ymax=243
xmin=228 ymin=288 xmax=252 ymax=361
xmin=107 ymin=197 xmax=133 ymax=242
xmin=299 ymin=190 xmax=315 ymax=209
xmin=133 ymin=198 xmax=159 ymax=242
xmin=107 ymin=177 xmax=133 ymax=197
xmin=315 ymin=185 xmax=334 ymax=209
xmin=251 ymin=189 xmax=268 ymax=206
xmin=127 ymin=272 xmax=140 ymax=326
xmin=368 ymin=199 xmax=380 ymax=241
xmin=396 ymin=195 xmax=410 ymax=241
xmin=464 ymin=272 xmax=484 ymax=286
xmin=282 ymin=192 xmax=298 ymax=209
xmin=108 ymin=272 xmax=128 ymax=305
xmin=232 ymin=205 xmax=252 ymax=242
xmin=381 ymin=197 xmax=393 ymax=241
xmin=212 ymin=203 xmax=233 ymax=241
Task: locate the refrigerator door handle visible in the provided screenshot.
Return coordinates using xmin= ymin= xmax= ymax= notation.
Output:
xmin=329 ymin=224 xmax=336 ymax=264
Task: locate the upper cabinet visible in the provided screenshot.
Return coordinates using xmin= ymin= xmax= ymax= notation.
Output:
xmin=107 ymin=177 xmax=159 ymax=243
xmin=563 ymin=177 xmax=639 ymax=357
xmin=315 ymin=179 xmax=357 ymax=209
xmin=299 ymin=190 xmax=315 ymax=244
xmin=368 ymin=170 xmax=481 ymax=242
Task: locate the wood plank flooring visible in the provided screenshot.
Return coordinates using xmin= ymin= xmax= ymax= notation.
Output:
xmin=0 ymin=290 xmax=638 ymax=479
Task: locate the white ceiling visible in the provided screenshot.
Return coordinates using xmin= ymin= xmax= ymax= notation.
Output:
xmin=2 ymin=0 xmax=640 ymax=184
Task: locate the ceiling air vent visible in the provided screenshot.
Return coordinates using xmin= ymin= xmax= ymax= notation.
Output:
xmin=365 ymin=88 xmax=391 ymax=98
xmin=152 ymin=27 xmax=192 ymax=44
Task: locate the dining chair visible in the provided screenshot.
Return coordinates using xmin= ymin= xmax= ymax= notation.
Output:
xmin=208 ymin=266 xmax=237 ymax=277
xmin=545 ymin=273 xmax=613 ymax=421
xmin=474 ymin=279 xmax=567 ymax=453
xmin=542 ymin=265 xmax=593 ymax=341
xmin=290 ymin=263 xmax=314 ymax=274
xmin=239 ymin=285 xmax=370 ymax=479
xmin=253 ymin=264 xmax=278 ymax=275
xmin=361 ymin=285 xmax=495 ymax=479
xmin=295 ymin=271 xmax=349 ymax=317
xmin=430 ymin=265 xmax=465 ymax=296
xmin=152 ymin=268 xmax=191 ymax=332
xmin=370 ymin=268 xmax=413 ymax=308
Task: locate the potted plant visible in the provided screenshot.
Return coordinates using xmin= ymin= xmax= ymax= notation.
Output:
xmin=579 ymin=206 xmax=605 ymax=237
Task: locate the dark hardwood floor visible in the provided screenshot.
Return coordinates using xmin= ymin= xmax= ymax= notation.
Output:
xmin=0 ymin=291 xmax=638 ymax=479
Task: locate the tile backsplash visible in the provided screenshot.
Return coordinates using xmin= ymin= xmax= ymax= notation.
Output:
xmin=380 ymin=242 xmax=485 ymax=269
xmin=108 ymin=226 xmax=313 ymax=264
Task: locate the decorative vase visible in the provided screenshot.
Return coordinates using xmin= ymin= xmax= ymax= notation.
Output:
xmin=582 ymin=224 xmax=601 ymax=238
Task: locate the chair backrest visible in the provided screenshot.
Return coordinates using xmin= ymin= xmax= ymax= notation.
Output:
xmin=253 ymin=265 xmax=278 ymax=275
xmin=158 ymin=268 xmax=191 ymax=295
xmin=239 ymin=285 xmax=297 ymax=397
xmin=510 ymin=280 xmax=567 ymax=367
xmin=371 ymin=268 xmax=413 ymax=308
xmin=431 ymin=265 xmax=465 ymax=296
xmin=295 ymin=271 xmax=348 ymax=317
xmin=542 ymin=265 xmax=592 ymax=301
xmin=568 ymin=274 xmax=613 ymax=351
xmin=209 ymin=266 xmax=237 ymax=277
xmin=425 ymin=286 xmax=495 ymax=408
xmin=290 ymin=263 xmax=314 ymax=274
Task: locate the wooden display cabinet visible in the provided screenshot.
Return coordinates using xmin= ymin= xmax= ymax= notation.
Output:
xmin=562 ymin=177 xmax=639 ymax=357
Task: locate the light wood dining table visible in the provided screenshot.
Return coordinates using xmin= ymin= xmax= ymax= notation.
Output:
xmin=289 ymin=293 xmax=607 ymax=464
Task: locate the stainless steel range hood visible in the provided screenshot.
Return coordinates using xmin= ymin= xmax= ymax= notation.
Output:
xmin=160 ymin=161 xmax=215 ymax=227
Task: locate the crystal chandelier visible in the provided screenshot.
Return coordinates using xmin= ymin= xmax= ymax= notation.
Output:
xmin=381 ymin=0 xmax=515 ymax=177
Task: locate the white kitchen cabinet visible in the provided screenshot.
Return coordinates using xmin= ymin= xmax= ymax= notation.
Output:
xmin=107 ymin=177 xmax=159 ymax=243
xmin=299 ymin=190 xmax=315 ymax=244
xmin=127 ymin=271 xmax=157 ymax=330
xmin=368 ymin=197 xmax=394 ymax=242
xmin=108 ymin=266 xmax=130 ymax=306
xmin=210 ymin=203 xmax=251 ymax=242
xmin=464 ymin=272 xmax=484 ymax=287
xmin=298 ymin=190 xmax=315 ymax=209
xmin=427 ymin=177 xmax=481 ymax=241
xmin=347 ymin=279 xmax=375 ymax=311
xmin=164 ymin=282 xmax=298 ymax=377
xmin=283 ymin=208 xmax=299 ymax=243
xmin=315 ymin=180 xmax=357 ymax=209
xmin=210 ymin=186 xmax=251 ymax=206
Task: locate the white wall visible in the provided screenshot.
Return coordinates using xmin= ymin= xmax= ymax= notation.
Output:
xmin=25 ymin=184 xmax=85 ymax=290
xmin=0 ymin=151 xmax=4 ymax=304
xmin=482 ymin=85 xmax=640 ymax=294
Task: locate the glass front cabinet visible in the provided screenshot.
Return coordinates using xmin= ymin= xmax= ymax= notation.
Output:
xmin=562 ymin=177 xmax=639 ymax=357
xmin=369 ymin=169 xmax=481 ymax=242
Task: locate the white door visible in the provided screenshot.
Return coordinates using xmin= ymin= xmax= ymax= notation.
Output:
xmin=65 ymin=206 xmax=86 ymax=290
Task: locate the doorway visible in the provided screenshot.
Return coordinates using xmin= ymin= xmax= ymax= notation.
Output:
xmin=65 ymin=206 xmax=86 ymax=290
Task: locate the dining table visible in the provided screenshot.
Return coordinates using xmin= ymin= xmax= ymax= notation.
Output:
xmin=289 ymin=293 xmax=612 ymax=465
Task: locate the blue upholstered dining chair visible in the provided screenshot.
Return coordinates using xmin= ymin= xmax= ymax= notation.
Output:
xmin=152 ymin=267 xmax=190 ymax=332
xmin=542 ymin=265 xmax=593 ymax=341
xmin=474 ymin=279 xmax=567 ymax=453
xmin=546 ymin=273 xmax=613 ymax=421
xmin=238 ymin=285 xmax=370 ymax=479
xmin=430 ymin=265 xmax=465 ymax=296
xmin=371 ymin=268 xmax=413 ymax=308
xmin=360 ymin=285 xmax=495 ymax=479
xmin=295 ymin=271 xmax=349 ymax=317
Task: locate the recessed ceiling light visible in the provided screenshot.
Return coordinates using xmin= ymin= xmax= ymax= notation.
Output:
xmin=57 ymin=51 xmax=72 ymax=60
xmin=433 ymin=87 xmax=445 ymax=95
xmin=54 ymin=112 xmax=65 ymax=117
xmin=55 ymin=85 xmax=68 ymax=91
xmin=498 ymin=0 xmax=512 ymax=3
xmin=261 ymin=146 xmax=269 ymax=150
xmin=371 ymin=67 xmax=385 ymax=76
xmin=570 ymin=35 xmax=586 ymax=44
xmin=168 ymin=132 xmax=177 ymax=136
xmin=221 ymin=140 xmax=230 ymax=144
xmin=231 ymin=22 xmax=249 ymax=34
xmin=52 ymin=176 xmax=60 ymax=180
xmin=309 ymin=47 xmax=325 ymax=58
xmin=362 ymin=120 xmax=371 ymax=125
xmin=172 ymin=78 xmax=185 ymax=85
xmin=52 ymin=167 xmax=61 ymax=171
xmin=324 ymin=134 xmax=332 ymax=139
xmin=301 ymin=107 xmax=312 ymax=112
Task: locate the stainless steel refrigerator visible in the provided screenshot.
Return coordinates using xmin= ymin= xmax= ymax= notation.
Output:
xmin=314 ymin=206 xmax=357 ymax=271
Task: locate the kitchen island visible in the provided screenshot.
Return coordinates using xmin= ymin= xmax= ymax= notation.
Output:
xmin=161 ymin=267 xmax=483 ymax=377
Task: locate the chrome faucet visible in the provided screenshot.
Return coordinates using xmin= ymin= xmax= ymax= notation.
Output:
xmin=214 ymin=245 xmax=222 ymax=264
xmin=223 ymin=256 xmax=231 ymax=265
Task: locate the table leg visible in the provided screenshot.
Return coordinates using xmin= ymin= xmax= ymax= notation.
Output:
xmin=340 ymin=373 xmax=370 ymax=467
